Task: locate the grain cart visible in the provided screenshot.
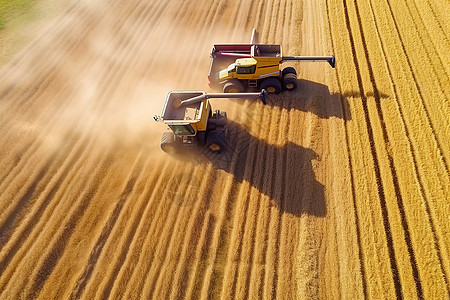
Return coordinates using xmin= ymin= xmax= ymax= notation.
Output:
xmin=154 ymin=90 xmax=267 ymax=154
xmin=208 ymin=30 xmax=335 ymax=94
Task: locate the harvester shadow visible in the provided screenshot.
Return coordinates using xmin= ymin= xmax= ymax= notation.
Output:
xmin=230 ymin=79 xmax=389 ymax=121
xmin=199 ymin=121 xmax=326 ymax=217
xmin=226 ymin=79 xmax=348 ymax=120
xmin=266 ymin=79 xmax=390 ymax=120
xmin=271 ymin=79 xmax=350 ymax=120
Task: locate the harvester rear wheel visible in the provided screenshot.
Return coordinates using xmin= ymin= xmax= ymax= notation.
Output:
xmin=282 ymin=67 xmax=298 ymax=90
xmin=160 ymin=131 xmax=178 ymax=154
xmin=223 ymin=79 xmax=245 ymax=93
xmin=281 ymin=66 xmax=297 ymax=77
xmin=261 ymin=77 xmax=282 ymax=94
xmin=283 ymin=76 xmax=297 ymax=90
xmin=206 ymin=130 xmax=226 ymax=153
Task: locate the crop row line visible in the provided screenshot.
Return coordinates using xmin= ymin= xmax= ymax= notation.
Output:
xmin=324 ymin=0 xmax=368 ymax=298
xmin=367 ymin=0 xmax=450 ymax=293
xmin=341 ymin=0 xmax=412 ymax=298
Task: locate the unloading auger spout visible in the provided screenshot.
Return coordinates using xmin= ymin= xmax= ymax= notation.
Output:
xmin=281 ymin=55 xmax=335 ymax=68
xmin=173 ymin=89 xmax=268 ymax=108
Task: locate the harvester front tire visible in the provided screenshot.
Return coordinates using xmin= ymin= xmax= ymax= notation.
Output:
xmin=160 ymin=132 xmax=178 ymax=154
xmin=206 ymin=131 xmax=226 ymax=153
xmin=261 ymin=78 xmax=282 ymax=94
xmin=223 ymin=79 xmax=245 ymax=93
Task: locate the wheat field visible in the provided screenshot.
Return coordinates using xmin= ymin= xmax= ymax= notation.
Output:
xmin=0 ymin=0 xmax=448 ymax=299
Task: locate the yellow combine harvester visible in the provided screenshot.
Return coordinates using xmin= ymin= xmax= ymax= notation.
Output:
xmin=208 ymin=29 xmax=335 ymax=93
xmin=155 ymin=29 xmax=334 ymax=155
xmin=154 ymin=90 xmax=266 ymax=154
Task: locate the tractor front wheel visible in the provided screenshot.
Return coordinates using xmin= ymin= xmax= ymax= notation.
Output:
xmin=223 ymin=79 xmax=245 ymax=93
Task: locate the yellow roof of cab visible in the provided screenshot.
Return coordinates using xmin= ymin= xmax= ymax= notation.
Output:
xmin=235 ymin=57 xmax=257 ymax=67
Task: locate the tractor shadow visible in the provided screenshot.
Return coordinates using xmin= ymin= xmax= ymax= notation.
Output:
xmin=201 ymin=120 xmax=326 ymax=217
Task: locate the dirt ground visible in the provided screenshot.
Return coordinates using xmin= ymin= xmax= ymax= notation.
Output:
xmin=0 ymin=0 xmax=448 ymax=299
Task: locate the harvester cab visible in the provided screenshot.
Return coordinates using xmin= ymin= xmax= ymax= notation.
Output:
xmin=208 ymin=29 xmax=335 ymax=94
xmin=154 ymin=90 xmax=267 ymax=154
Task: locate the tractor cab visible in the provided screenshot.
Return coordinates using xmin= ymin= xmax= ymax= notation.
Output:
xmin=167 ymin=123 xmax=197 ymax=136
xmin=234 ymin=58 xmax=258 ymax=74
xmin=219 ymin=58 xmax=258 ymax=80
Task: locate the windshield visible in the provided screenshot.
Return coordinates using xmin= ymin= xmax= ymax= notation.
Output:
xmin=168 ymin=124 xmax=195 ymax=135
xmin=227 ymin=63 xmax=236 ymax=72
xmin=236 ymin=65 xmax=256 ymax=74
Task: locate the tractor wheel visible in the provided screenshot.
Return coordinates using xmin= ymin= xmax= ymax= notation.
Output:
xmin=223 ymin=79 xmax=245 ymax=93
xmin=160 ymin=131 xmax=178 ymax=154
xmin=281 ymin=66 xmax=297 ymax=77
xmin=206 ymin=130 xmax=226 ymax=153
xmin=282 ymin=67 xmax=298 ymax=90
xmin=261 ymin=77 xmax=282 ymax=94
xmin=283 ymin=76 xmax=298 ymax=90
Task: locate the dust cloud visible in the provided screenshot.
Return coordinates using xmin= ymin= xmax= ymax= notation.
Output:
xmin=1 ymin=0 xmax=249 ymax=160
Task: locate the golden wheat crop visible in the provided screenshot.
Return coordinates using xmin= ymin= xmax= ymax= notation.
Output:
xmin=0 ymin=0 xmax=448 ymax=299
